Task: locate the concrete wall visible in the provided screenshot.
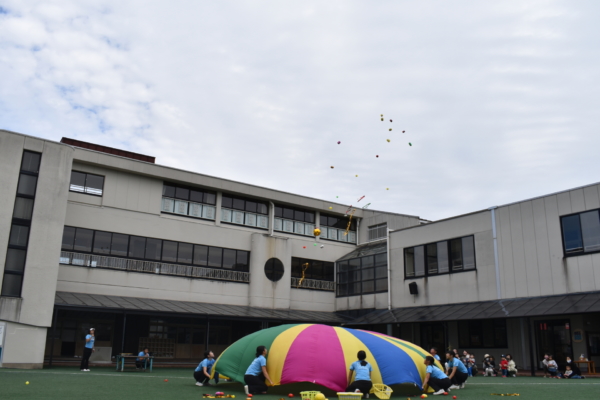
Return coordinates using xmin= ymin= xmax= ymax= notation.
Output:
xmin=0 ymin=321 xmax=47 ymax=369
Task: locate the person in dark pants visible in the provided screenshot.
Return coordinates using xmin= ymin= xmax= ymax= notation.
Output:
xmin=422 ymin=356 xmax=451 ymax=396
xmin=447 ymin=352 xmax=469 ymax=390
xmin=136 ymin=348 xmax=150 ymax=370
xmin=244 ymin=346 xmax=273 ymax=395
xmin=80 ymin=328 xmax=95 ymax=372
xmin=194 ymin=350 xmax=219 ymax=386
xmin=346 ymin=350 xmax=373 ymax=396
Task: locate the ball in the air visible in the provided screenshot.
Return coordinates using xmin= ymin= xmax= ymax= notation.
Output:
xmin=314 ymin=394 xmax=325 ymax=400
xmin=26 ymin=381 xmax=29 ymax=385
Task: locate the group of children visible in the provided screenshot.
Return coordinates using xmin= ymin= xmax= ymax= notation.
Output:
xmin=481 ymin=354 xmax=517 ymax=377
xmin=541 ymin=354 xmax=585 ymax=379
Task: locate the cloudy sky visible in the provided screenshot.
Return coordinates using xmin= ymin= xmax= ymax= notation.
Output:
xmin=1 ymin=1 xmax=599 ymax=221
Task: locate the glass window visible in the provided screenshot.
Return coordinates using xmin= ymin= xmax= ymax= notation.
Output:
xmin=175 ymin=187 xmax=189 ymax=200
xmin=294 ymin=210 xmax=305 ymax=222
xmin=21 ymin=151 xmax=41 ymax=173
xmin=204 ymin=192 xmax=216 ymax=205
xmin=232 ymin=198 xmax=245 ymax=210
xmin=129 ymin=236 xmax=146 ymax=258
xmin=93 ymin=231 xmax=112 ymax=254
xmin=283 ymin=208 xmax=294 ymax=219
xmin=245 ymin=201 xmax=257 ymax=213
xmin=13 ymin=197 xmax=34 ymax=220
xmin=162 ymin=241 xmax=178 ymax=263
xmin=414 ymin=246 xmax=425 ymax=277
xmin=17 ymin=174 xmax=37 ymax=196
xmin=111 ymin=233 xmax=129 ymax=257
xmin=162 ymin=184 xmax=176 ymax=198
xmin=275 ymin=206 xmax=283 ymax=218
xmin=61 ymin=227 xmax=76 ymax=250
xmin=85 ymin=174 xmax=104 ymax=193
xmin=1 ymin=273 xmax=23 ymax=297
xmin=74 ymin=228 xmax=93 ymax=252
xmin=562 ymin=214 xmax=583 ymax=253
xmin=145 ymin=239 xmax=162 ymax=261
xmin=437 ymin=241 xmax=449 ymax=273
xmin=320 ymin=214 xmax=328 ymax=227
xmin=178 ymin=243 xmax=193 ymax=264
xmin=5 ymin=249 xmax=27 ymax=272
xmin=235 ymin=251 xmax=249 ymax=271
xmin=462 ymin=236 xmax=476 ymax=270
xmin=450 ymin=238 xmax=463 ymax=271
xmin=221 ymin=196 xmax=233 ymax=209
xmin=193 ymin=245 xmax=209 ymax=266
xmin=580 ymin=210 xmax=600 ymax=252
xmin=264 ymin=258 xmax=284 ymax=282
xmin=208 ymin=247 xmax=222 ymax=268
xmin=405 ymin=248 xmax=415 ymax=277
xmin=190 ymin=190 xmax=204 ymax=203
xmin=70 ymin=171 xmax=86 ymax=190
xmin=222 ymin=249 xmax=236 ymax=269
xmin=426 ymin=243 xmax=438 ymax=274
xmin=257 ymin=203 xmax=268 ymax=215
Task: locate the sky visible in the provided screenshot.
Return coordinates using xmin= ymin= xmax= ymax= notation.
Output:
xmin=1 ymin=1 xmax=600 ymax=221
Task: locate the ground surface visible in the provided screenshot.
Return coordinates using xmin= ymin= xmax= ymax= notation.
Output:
xmin=0 ymin=368 xmax=598 ymax=400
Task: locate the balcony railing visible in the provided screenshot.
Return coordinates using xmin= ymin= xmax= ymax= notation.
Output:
xmin=59 ymin=251 xmax=249 ymax=283
xmin=291 ymin=277 xmax=335 ymax=291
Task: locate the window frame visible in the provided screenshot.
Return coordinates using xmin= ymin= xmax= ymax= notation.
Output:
xmin=404 ymin=235 xmax=477 ymax=280
xmin=69 ymin=171 xmax=105 ymax=196
xmin=336 ymin=253 xmax=388 ymax=297
xmin=367 ymin=223 xmax=387 ymax=241
xmin=560 ymin=208 xmax=600 ymax=257
xmin=291 ymin=257 xmax=335 ymax=282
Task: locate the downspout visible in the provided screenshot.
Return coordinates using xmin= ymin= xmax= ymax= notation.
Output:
xmin=268 ymin=201 xmax=275 ymax=236
xmin=356 ymin=218 xmax=361 ymax=246
xmin=387 ymin=228 xmax=392 ymax=310
xmin=489 ymin=206 xmax=502 ymax=300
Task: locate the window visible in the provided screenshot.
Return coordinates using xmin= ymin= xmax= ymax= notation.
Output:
xmin=368 ymin=223 xmax=387 ymax=241
xmin=561 ymin=210 xmax=600 ymax=255
xmin=319 ymin=212 xmax=357 ymax=243
xmin=161 ymin=183 xmax=216 ymax=220
xmin=265 ymin=258 xmax=284 ymax=282
xmin=336 ymin=253 xmax=387 ymax=297
xmin=274 ymin=205 xmax=316 ymax=237
xmin=458 ymin=319 xmax=507 ymax=348
xmin=405 ymin=235 xmax=476 ymax=278
xmin=60 ymin=226 xmax=251 ymax=272
xmin=2 ymin=151 xmax=41 ymax=297
xmin=291 ymin=258 xmax=334 ymax=281
xmin=70 ymin=171 xmax=105 ymax=196
xmin=221 ymin=194 xmax=269 ymax=229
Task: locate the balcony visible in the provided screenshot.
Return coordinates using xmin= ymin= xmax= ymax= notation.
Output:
xmin=291 ymin=277 xmax=335 ymax=291
xmin=59 ymin=251 xmax=249 ymax=283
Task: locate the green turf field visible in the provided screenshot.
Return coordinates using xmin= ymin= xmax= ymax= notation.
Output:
xmin=0 ymin=368 xmax=597 ymax=400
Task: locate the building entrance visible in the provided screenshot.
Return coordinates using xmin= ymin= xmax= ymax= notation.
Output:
xmin=536 ymin=319 xmax=572 ymax=365
xmin=421 ymin=322 xmax=447 ymax=361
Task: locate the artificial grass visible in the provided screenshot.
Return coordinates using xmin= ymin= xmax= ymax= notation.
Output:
xmin=0 ymin=368 xmax=598 ymax=400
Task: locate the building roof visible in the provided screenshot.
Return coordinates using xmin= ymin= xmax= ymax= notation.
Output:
xmin=337 ymin=241 xmax=388 ymax=261
xmin=60 ymin=137 xmax=156 ymax=163
xmin=348 ymin=291 xmax=600 ymax=325
xmin=54 ymin=291 xmax=351 ymax=323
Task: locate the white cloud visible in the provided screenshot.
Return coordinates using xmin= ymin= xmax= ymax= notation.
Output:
xmin=1 ymin=0 xmax=600 ymax=220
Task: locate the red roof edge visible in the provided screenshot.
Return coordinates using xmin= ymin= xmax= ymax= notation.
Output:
xmin=60 ymin=137 xmax=155 ymax=164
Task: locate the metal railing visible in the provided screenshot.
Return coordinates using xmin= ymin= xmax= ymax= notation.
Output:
xmin=59 ymin=251 xmax=250 ymax=283
xmin=291 ymin=277 xmax=335 ymax=291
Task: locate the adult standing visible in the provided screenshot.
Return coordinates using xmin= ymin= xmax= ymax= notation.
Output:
xmin=446 ymin=352 xmax=469 ymax=390
xmin=195 ymin=350 xmax=219 ymax=386
xmin=346 ymin=350 xmax=373 ymax=396
xmin=244 ymin=346 xmax=273 ymax=395
xmin=80 ymin=328 xmax=95 ymax=372
xmin=422 ymin=356 xmax=451 ymax=396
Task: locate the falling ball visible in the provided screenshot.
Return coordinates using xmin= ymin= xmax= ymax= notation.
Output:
xmin=330 ymin=166 xmax=334 ymax=169
xmin=409 ymin=142 xmax=412 ymax=146
xmin=380 ymin=118 xmax=384 ymax=121
xmin=26 ymin=381 xmax=29 ymax=385
xmin=390 ymin=119 xmax=393 ymax=122
xmin=313 ymin=228 xmax=321 ymax=236
xmin=355 ymin=175 xmax=358 ymax=177
xmin=389 ymin=128 xmax=392 ymax=131
xmin=328 ymin=206 xmax=332 ymax=209
xmin=386 ymin=139 xmax=390 ymax=142
xmin=380 ymin=114 xmax=383 ymax=116
xmin=303 ymin=246 xmax=306 ymax=249
xmin=337 ymin=141 xmax=341 ymax=144
xmin=402 ymin=130 xmax=405 ymax=133
xmin=320 ymin=245 xmax=324 ymax=248
xmin=376 ymin=155 xmax=379 ymax=157
xmin=164 ymin=379 xmax=168 ymax=382
xmin=386 ymin=188 xmax=389 ymax=190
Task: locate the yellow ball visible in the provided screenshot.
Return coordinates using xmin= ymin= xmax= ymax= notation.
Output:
xmin=313 ymin=228 xmax=321 ymax=237
xmin=315 ymin=394 xmax=326 ymax=400
xmin=26 ymin=381 xmax=29 ymax=385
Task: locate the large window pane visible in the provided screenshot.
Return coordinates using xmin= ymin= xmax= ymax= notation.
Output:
xmin=17 ymin=174 xmax=37 ymax=196
xmin=85 ymin=174 xmax=104 ymax=193
xmin=580 ymin=210 xmax=600 ymax=252
xmin=375 ymin=253 xmax=386 ymax=266
xmin=129 ymin=236 xmax=146 ymax=258
xmin=283 ymin=208 xmax=294 ymax=219
xmin=70 ymin=171 xmax=86 ymax=192
xmin=221 ymin=196 xmax=233 ymax=209
xmin=222 ymin=249 xmax=236 ymax=269
xmin=162 ymin=241 xmax=178 ymax=263
xmin=175 ymin=187 xmax=189 ymax=200
xmin=375 ymin=278 xmax=388 ymax=292
xmin=193 ymin=245 xmax=209 ymax=266
xmin=13 ymin=197 xmax=34 ymax=220
xmin=232 ymin=198 xmax=245 ymax=211
xmin=324 ymin=262 xmax=334 ymax=281
xmin=312 ymin=261 xmax=323 ymax=279
xmin=362 ymin=280 xmax=374 ymax=293
xmin=111 ymin=233 xmax=129 ymax=257
xmin=162 ymin=184 xmax=176 ymax=198
xmin=5 ymin=249 xmax=27 ymax=272
xmin=405 ymin=248 xmax=415 ymax=277
xmin=275 ymin=207 xmax=283 ymax=218
xmin=304 ymin=212 xmax=315 ymax=223
xmin=145 ymin=239 xmax=162 ymax=261
xmin=93 ymin=231 xmax=112 ymax=254
xmin=61 ymin=227 xmax=76 ymax=250
xmin=414 ymin=245 xmax=425 ymax=276
xmin=450 ymin=238 xmax=463 ymax=271
xmin=462 ymin=236 xmax=475 ymax=270
xmin=375 ymin=266 xmax=387 ymax=279
xmin=208 ymin=247 xmax=222 ymax=268
xmin=190 ymin=190 xmax=204 ymax=203
xmin=1 ymin=273 xmax=23 ymax=297
xmin=204 ymin=192 xmax=216 ymax=205
xmin=562 ymin=214 xmax=583 ymax=253
xmin=362 ymin=268 xmax=374 ymax=280
xmin=235 ymin=251 xmax=249 ymax=271
xmin=245 ymin=201 xmax=257 ymax=213
xmin=9 ymin=225 xmax=29 ymax=247
xmin=437 ymin=241 xmax=449 ymax=273
xmin=177 ymin=243 xmax=193 ymax=264
xmin=426 ymin=243 xmax=438 ymax=274
xmin=21 ymin=151 xmax=41 ymax=173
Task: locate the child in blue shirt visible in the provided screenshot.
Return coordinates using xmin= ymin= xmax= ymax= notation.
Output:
xmin=244 ymin=346 xmax=274 ymax=395
xmin=422 ymin=355 xmax=451 ymax=396
xmin=80 ymin=328 xmax=95 ymax=372
xmin=136 ymin=348 xmax=150 ymax=370
xmin=346 ymin=350 xmax=373 ymax=397
xmin=195 ymin=351 xmax=219 ymax=386
xmin=446 ymin=352 xmax=468 ymax=390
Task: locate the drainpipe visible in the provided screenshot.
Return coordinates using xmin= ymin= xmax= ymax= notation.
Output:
xmin=356 ymin=218 xmax=361 ymax=246
xmin=268 ymin=201 xmax=275 ymax=236
xmin=489 ymin=206 xmax=502 ymax=300
xmin=387 ymin=228 xmax=392 ymax=310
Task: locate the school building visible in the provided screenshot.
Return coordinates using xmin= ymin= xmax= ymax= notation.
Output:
xmin=0 ymin=129 xmax=598 ymax=373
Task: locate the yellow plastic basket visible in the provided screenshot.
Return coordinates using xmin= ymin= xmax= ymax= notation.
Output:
xmin=337 ymin=393 xmax=363 ymax=400
xmin=370 ymin=384 xmax=393 ymax=400
xmin=301 ymin=391 xmax=322 ymax=400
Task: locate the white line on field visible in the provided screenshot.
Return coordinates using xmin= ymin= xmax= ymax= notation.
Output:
xmin=0 ymin=371 xmax=193 ymax=379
